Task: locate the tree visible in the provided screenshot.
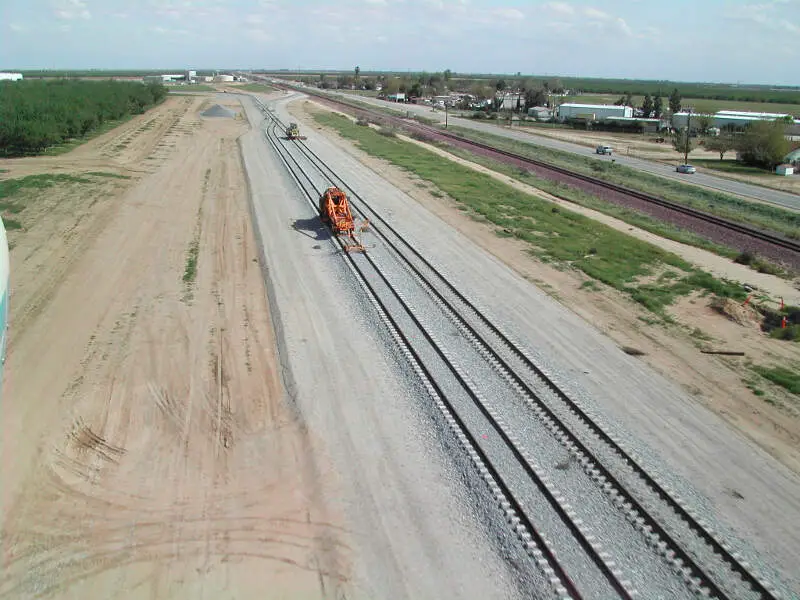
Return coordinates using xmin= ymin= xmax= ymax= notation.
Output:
xmin=548 ymin=78 xmax=564 ymax=94
xmin=653 ymin=96 xmax=663 ymax=118
xmin=703 ymin=135 xmax=736 ymax=160
xmin=524 ymin=87 xmax=547 ymax=110
xmin=672 ymin=128 xmax=696 ymax=164
xmin=669 ymin=88 xmax=682 ymax=114
xmin=641 ymin=94 xmax=653 ymax=117
xmin=443 ymin=69 xmax=452 ymax=82
xmin=694 ymin=115 xmax=714 ymax=134
xmin=495 ymin=79 xmax=507 ymax=91
xmin=737 ymin=121 xmax=791 ymax=168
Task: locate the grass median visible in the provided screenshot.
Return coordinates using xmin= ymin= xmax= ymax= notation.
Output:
xmin=313 ymin=111 xmax=748 ymax=316
xmin=444 ymin=125 xmax=800 ymax=241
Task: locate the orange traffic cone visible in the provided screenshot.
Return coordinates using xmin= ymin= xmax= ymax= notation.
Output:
xmin=782 ymin=316 xmax=788 ymax=329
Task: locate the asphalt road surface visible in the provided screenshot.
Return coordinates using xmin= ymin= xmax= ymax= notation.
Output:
xmin=322 ymin=90 xmax=800 ymax=213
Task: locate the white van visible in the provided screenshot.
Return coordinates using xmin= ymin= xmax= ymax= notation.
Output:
xmin=596 ymin=145 xmax=613 ymax=155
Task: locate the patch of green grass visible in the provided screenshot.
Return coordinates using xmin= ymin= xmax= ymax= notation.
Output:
xmin=753 ymin=366 xmax=800 ymax=395
xmin=234 ymin=83 xmax=276 ymax=93
xmin=438 ymin=141 xmax=740 ymax=259
xmin=182 ymin=238 xmax=199 ymax=285
xmin=170 ymin=84 xmax=217 ymax=92
xmin=0 ymin=173 xmax=92 ymax=201
xmin=445 ymin=125 xmax=800 ymax=242
xmin=690 ymin=159 xmax=772 ymax=177
xmin=770 ymin=324 xmax=800 ymax=341
xmin=314 ymin=111 xmax=748 ymax=314
xmin=2 ymin=218 xmax=22 ymax=230
xmin=580 ymin=280 xmax=601 ymax=291
xmin=85 ymin=171 xmax=132 ymax=179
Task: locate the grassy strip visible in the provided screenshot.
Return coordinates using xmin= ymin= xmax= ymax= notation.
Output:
xmin=84 ymin=171 xmax=132 ymax=179
xmin=754 ymin=365 xmax=800 ymax=395
xmin=314 ymin=111 xmax=748 ymax=314
xmin=0 ymin=174 xmax=93 ymax=203
xmin=444 ymin=125 xmax=800 ymax=240
xmin=689 ymin=159 xmax=774 ymax=177
xmin=169 ymin=84 xmax=217 ymax=92
xmin=182 ymin=238 xmax=199 ymax=284
xmin=426 ymin=140 xmax=740 ymax=259
xmin=234 ymin=83 xmax=276 ymax=93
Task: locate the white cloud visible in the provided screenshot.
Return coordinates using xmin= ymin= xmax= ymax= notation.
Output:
xmin=151 ymin=25 xmax=188 ymax=35
xmin=9 ymin=22 xmax=25 ymax=32
xmin=245 ymin=14 xmax=265 ymax=24
xmin=52 ymin=0 xmax=91 ymax=20
xmin=543 ymin=2 xmax=575 ymax=15
xmin=364 ymin=0 xmax=387 ymax=5
xmin=584 ymin=7 xmax=610 ymax=20
xmin=616 ymin=17 xmax=633 ymax=37
xmin=493 ymin=7 xmax=524 ymax=20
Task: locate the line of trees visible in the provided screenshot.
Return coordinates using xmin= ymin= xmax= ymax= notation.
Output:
xmin=674 ymin=120 xmax=792 ymax=168
xmin=0 ymin=80 xmax=168 ymax=156
xmin=613 ymin=88 xmax=682 ymax=118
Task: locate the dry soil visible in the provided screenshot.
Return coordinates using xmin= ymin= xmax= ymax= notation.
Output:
xmin=0 ymin=95 xmax=345 ymax=598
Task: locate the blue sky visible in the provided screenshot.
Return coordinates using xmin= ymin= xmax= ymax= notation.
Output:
xmin=2 ymin=0 xmax=799 ymax=85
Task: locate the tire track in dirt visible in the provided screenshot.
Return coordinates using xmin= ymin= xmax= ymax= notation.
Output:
xmin=1 ymin=97 xmax=348 ymax=598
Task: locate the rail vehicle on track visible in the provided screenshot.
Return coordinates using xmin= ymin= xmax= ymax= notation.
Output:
xmin=318 ymin=186 xmax=368 ymax=252
xmin=284 ymin=122 xmax=306 ymax=140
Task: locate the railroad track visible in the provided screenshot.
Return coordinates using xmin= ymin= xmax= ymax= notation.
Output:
xmin=264 ymin=80 xmax=800 ymax=269
xmin=255 ymin=96 xmax=785 ymax=599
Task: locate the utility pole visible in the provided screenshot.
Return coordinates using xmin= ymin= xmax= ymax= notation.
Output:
xmin=445 ymin=102 xmax=448 ymax=129
xmin=684 ymin=109 xmax=692 ymax=165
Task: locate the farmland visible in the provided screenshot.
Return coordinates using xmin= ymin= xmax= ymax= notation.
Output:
xmin=0 ymin=80 xmax=168 ymax=156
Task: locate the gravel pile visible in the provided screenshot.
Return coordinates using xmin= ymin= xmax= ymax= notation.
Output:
xmin=201 ymin=104 xmax=237 ymax=118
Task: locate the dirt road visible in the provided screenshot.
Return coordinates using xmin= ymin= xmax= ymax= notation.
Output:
xmin=0 ymin=95 xmax=343 ymax=598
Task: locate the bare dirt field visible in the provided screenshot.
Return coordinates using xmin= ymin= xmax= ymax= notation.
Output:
xmin=291 ymin=99 xmax=800 ymax=476
xmin=0 ymin=95 xmax=345 ymax=598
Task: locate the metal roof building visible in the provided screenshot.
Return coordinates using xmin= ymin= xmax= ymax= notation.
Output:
xmin=557 ymin=103 xmax=633 ymax=121
xmin=0 ymin=72 xmax=23 ymax=81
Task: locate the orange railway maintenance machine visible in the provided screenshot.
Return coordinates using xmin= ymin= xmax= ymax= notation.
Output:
xmin=319 ymin=187 xmax=368 ymax=252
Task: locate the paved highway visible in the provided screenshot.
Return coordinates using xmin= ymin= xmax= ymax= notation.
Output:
xmin=318 ymin=89 xmax=800 ymax=213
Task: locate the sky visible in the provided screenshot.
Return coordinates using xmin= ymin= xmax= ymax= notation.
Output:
xmin=2 ymin=0 xmax=799 ymax=85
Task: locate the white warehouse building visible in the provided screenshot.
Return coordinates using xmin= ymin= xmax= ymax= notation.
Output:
xmin=557 ymin=103 xmax=633 ymax=121
xmin=0 ymin=72 xmax=23 ymax=81
xmin=672 ymin=109 xmax=800 ymax=130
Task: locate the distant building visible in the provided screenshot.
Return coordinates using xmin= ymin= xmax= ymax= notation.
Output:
xmin=215 ymin=74 xmax=234 ymax=82
xmin=142 ymin=74 xmax=184 ymax=84
xmin=672 ymin=109 xmax=799 ymax=131
xmin=557 ymin=103 xmax=633 ymax=121
xmin=776 ymin=164 xmax=795 ymax=176
xmin=0 ymin=72 xmax=23 ymax=82
xmin=527 ymin=106 xmax=553 ymax=121
xmin=186 ymin=69 xmax=197 ymax=81
xmin=784 ymin=148 xmax=800 ymax=166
